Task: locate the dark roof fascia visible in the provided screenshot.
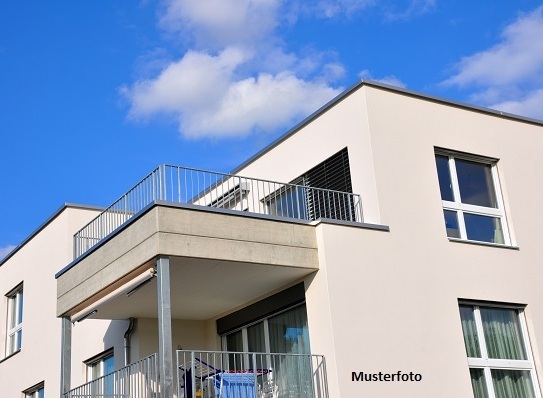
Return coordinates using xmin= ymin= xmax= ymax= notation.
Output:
xmin=0 ymin=203 xmax=104 ymax=267
xmin=231 ymin=79 xmax=543 ymax=174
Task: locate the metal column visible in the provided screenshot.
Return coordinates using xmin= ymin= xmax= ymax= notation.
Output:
xmin=157 ymin=256 xmax=174 ymax=398
xmin=60 ymin=316 xmax=72 ymax=397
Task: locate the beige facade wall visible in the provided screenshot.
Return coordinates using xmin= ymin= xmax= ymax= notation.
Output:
xmin=0 ymin=206 xmax=128 ymax=397
xmin=234 ymin=84 xmax=543 ymax=396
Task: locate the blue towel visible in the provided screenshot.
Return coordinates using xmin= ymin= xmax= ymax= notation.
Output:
xmin=215 ymin=373 xmax=256 ymax=398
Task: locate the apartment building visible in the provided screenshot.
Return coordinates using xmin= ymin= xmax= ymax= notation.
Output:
xmin=3 ymin=79 xmax=543 ymax=397
xmin=0 ymin=204 xmax=129 ymax=398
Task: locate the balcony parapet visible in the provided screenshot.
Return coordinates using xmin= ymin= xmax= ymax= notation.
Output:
xmin=73 ymin=165 xmax=363 ymax=259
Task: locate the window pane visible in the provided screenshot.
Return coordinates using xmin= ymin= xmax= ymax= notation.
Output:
xmin=268 ymin=306 xmax=312 ymax=397
xmin=459 ymin=305 xmax=481 ymax=357
xmin=268 ymin=305 xmax=310 ymax=354
xmin=464 ymin=213 xmax=504 ymax=243
xmin=226 ymin=330 xmax=245 ymax=369
xmin=16 ymin=329 xmax=22 ymax=350
xmin=492 ymin=370 xmax=535 ymax=398
xmin=247 ymin=322 xmax=265 ymax=353
xmin=456 ymin=159 xmax=497 ymax=208
xmin=103 ymin=355 xmax=114 ymax=375
xmin=436 ymin=155 xmax=454 ymax=201
xmin=480 ymin=307 xmax=526 ymax=360
xmin=8 ymin=297 xmax=16 ymax=329
xmin=17 ymin=291 xmax=23 ymax=324
xmin=247 ymin=322 xmax=266 ymax=369
xmin=444 ymin=210 xmax=461 ymax=238
xmin=226 ymin=330 xmax=243 ymax=352
xmin=470 ymin=368 xmax=489 ymax=398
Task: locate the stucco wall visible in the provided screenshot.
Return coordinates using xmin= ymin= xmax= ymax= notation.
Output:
xmin=0 ymin=206 xmax=128 ymax=397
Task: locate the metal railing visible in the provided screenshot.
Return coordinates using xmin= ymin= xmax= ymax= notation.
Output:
xmin=177 ymin=350 xmax=328 ymax=398
xmin=64 ymin=354 xmax=158 ymax=398
xmin=74 ymin=164 xmax=363 ymax=258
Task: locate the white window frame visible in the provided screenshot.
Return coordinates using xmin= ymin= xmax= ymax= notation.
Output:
xmin=221 ymin=302 xmax=308 ymax=354
xmin=5 ymin=283 xmax=23 ymax=356
xmin=460 ymin=303 xmax=541 ymax=398
xmin=436 ymin=150 xmax=511 ymax=245
xmin=85 ymin=348 xmax=114 ymax=382
xmin=23 ymin=381 xmax=44 ymax=398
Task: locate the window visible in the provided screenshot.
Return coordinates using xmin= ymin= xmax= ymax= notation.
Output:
xmin=23 ymin=382 xmax=44 ymax=398
xmin=223 ymin=304 xmax=311 ymax=395
xmin=5 ymin=283 xmax=23 ymax=356
xmin=459 ymin=303 xmax=540 ymax=398
xmin=435 ymin=151 xmax=510 ymax=244
xmin=86 ymin=349 xmax=114 ymax=395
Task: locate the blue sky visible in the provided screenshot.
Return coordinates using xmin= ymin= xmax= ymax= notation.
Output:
xmin=1 ymin=0 xmax=543 ymax=257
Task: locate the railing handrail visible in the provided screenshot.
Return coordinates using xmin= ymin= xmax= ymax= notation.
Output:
xmin=73 ymin=164 xmax=363 ymax=259
xmin=63 ymin=353 xmax=158 ymax=398
xmin=75 ymin=165 xmax=162 ymax=235
xmin=176 ymin=349 xmax=328 ymax=398
xmin=177 ymin=349 xmax=324 ymax=357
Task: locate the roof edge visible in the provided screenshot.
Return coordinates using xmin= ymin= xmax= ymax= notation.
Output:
xmin=0 ymin=203 xmax=104 ymax=267
xmin=231 ymin=78 xmax=543 ymax=174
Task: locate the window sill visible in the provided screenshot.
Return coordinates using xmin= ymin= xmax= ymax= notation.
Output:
xmin=448 ymin=238 xmax=519 ymax=250
xmin=0 ymin=348 xmax=21 ymax=364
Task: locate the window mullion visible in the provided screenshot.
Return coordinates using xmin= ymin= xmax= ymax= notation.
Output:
xmin=474 ymin=306 xmax=497 ymax=398
xmin=448 ymin=157 xmax=462 ymax=204
xmin=242 ymin=328 xmax=248 ymax=352
xmin=448 ymin=157 xmax=468 ymax=239
xmin=483 ymin=367 xmax=497 ymax=398
xmin=263 ymin=319 xmax=271 ymax=354
xmin=473 ymin=307 xmax=489 ymax=359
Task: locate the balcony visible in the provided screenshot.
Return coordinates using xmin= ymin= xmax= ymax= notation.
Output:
xmin=73 ymin=164 xmax=363 ymax=259
xmin=64 ymin=351 xmax=328 ymax=398
xmin=57 ymin=165 xmax=354 ymax=398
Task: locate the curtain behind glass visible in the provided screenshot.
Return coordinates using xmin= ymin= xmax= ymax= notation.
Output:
xmin=480 ymin=308 xmax=526 ymax=360
xmin=460 ymin=305 xmax=481 ymax=357
xmin=226 ymin=330 xmax=245 ymax=369
xmin=470 ymin=369 xmax=489 ymax=398
xmin=248 ymin=322 xmax=266 ymax=370
xmin=492 ymin=370 xmax=535 ymax=398
xmin=268 ymin=305 xmax=311 ymax=396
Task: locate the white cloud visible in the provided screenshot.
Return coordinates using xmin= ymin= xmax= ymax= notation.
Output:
xmin=0 ymin=245 xmax=16 ymax=260
xmin=180 ymin=73 xmax=341 ymax=137
xmin=123 ymin=0 xmax=346 ymax=138
xmin=160 ymin=0 xmax=281 ymax=49
xmin=383 ymin=0 xmax=436 ymax=21
xmin=312 ymin=0 xmax=375 ymax=18
xmin=124 ymin=47 xmax=250 ymax=119
xmin=358 ymin=69 xmax=407 ymax=88
xmin=491 ymin=89 xmax=543 ymax=120
xmin=444 ymin=7 xmax=543 ymax=88
xmin=443 ymin=6 xmax=543 ymax=120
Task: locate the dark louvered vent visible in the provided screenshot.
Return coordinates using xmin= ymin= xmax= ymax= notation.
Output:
xmin=296 ymin=148 xmax=354 ymax=221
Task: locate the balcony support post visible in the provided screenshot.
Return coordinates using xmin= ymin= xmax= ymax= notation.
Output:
xmin=157 ymin=256 xmax=174 ymax=398
xmin=60 ymin=316 xmax=72 ymax=396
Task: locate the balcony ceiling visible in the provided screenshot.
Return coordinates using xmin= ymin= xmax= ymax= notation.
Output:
xmin=82 ymin=256 xmax=314 ymax=320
